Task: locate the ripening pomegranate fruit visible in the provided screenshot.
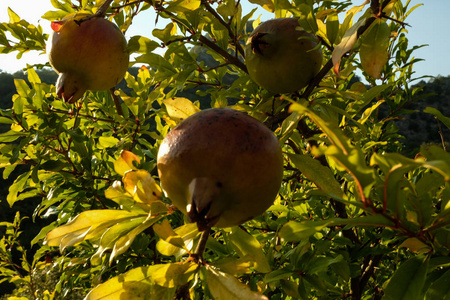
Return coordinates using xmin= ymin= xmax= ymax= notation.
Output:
xmin=157 ymin=108 xmax=284 ymax=230
xmin=47 ymin=13 xmax=129 ymax=103
xmin=245 ymin=18 xmax=323 ymax=94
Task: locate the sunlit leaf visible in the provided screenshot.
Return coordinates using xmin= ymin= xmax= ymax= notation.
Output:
xmin=229 ymin=227 xmax=271 ymax=273
xmin=360 ymin=19 xmax=391 ymax=79
xmin=156 ymin=223 xmax=199 ymax=257
xmin=0 ymin=130 xmax=27 ymax=143
xmin=248 ymin=0 xmax=274 ymax=12
xmin=205 ymin=265 xmax=269 ymax=300
xmin=212 ymin=256 xmax=253 ymax=275
xmin=98 ymin=136 xmax=119 ymax=149
xmin=153 ymin=218 xmax=187 ymax=250
xmin=7 ymin=171 xmax=30 ymax=207
xmin=279 ymin=215 xmax=395 ymax=242
xmin=326 ymin=12 xmax=339 ymax=45
xmin=152 ymin=261 xmax=198 ymax=288
xmin=114 ymin=150 xmax=141 ymax=176
xmin=162 ymin=97 xmax=200 ymax=124
xmin=332 ymin=1 xmax=370 ymax=74
xmin=85 ymin=265 xmax=176 ymax=300
xmin=44 ymin=210 xmax=148 ymax=251
xmin=7 ymin=8 xmax=20 ymax=23
xmin=399 ymin=238 xmax=431 ymax=254
xmin=123 ymin=169 xmax=162 ymax=203
xmin=109 ymin=214 xmax=164 ymax=264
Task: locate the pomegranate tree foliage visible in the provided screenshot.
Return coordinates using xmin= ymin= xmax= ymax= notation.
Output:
xmin=0 ymin=0 xmax=450 ymax=299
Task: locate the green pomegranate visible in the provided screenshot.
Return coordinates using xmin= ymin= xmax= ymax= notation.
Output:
xmin=47 ymin=13 xmax=129 ymax=103
xmin=157 ymin=108 xmax=284 ymax=230
xmin=245 ymin=18 xmax=323 ymax=94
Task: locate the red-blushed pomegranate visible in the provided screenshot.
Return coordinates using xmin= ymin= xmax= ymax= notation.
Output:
xmin=47 ymin=13 xmax=129 ymax=103
xmin=157 ymin=108 xmax=284 ymax=230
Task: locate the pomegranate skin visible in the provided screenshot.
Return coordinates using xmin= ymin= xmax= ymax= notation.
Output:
xmin=157 ymin=108 xmax=284 ymax=229
xmin=47 ymin=13 xmax=129 ymax=103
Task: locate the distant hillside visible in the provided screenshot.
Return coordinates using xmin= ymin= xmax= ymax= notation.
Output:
xmin=0 ymin=68 xmax=449 ymax=153
xmin=393 ymin=76 xmax=450 ymax=153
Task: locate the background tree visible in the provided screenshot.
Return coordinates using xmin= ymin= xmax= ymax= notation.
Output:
xmin=1 ymin=0 xmax=450 ymax=299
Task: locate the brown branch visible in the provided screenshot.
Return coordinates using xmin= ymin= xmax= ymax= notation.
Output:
xmin=199 ymin=35 xmax=248 ymax=73
xmin=201 ymin=0 xmax=245 ymax=58
xmin=351 ymin=254 xmax=383 ymax=300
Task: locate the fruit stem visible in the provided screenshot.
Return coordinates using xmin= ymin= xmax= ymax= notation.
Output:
xmin=110 ymin=88 xmax=124 ymax=117
xmin=95 ymin=0 xmax=114 ymax=18
xmin=192 ymin=227 xmax=211 ymax=264
xmin=79 ymin=0 xmax=114 ymax=22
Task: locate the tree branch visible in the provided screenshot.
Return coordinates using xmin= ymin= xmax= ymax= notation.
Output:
xmin=199 ymin=35 xmax=248 ymax=73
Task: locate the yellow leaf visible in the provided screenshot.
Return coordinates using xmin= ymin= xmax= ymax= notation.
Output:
xmin=399 ymin=238 xmax=431 ymax=254
xmin=248 ymin=0 xmax=274 ymax=12
xmin=152 ymin=262 xmax=198 ymax=288
xmin=109 ymin=214 xmax=164 ymax=264
xmin=44 ymin=210 xmax=145 ymax=251
xmin=359 ymin=19 xmax=391 ymax=79
xmin=205 ymin=265 xmax=269 ymax=300
xmin=162 ymin=97 xmax=200 ymax=124
xmin=85 ymin=265 xmax=174 ymax=300
xmin=156 ymin=223 xmax=199 ymax=257
xmin=114 ymin=150 xmax=140 ymax=176
xmin=331 ymin=0 xmax=370 ymax=74
xmin=123 ymin=169 xmax=162 ymax=203
xmin=212 ymin=256 xmax=254 ymax=275
xmin=229 ymin=227 xmax=271 ymax=273
xmin=153 ymin=219 xmax=187 ymax=250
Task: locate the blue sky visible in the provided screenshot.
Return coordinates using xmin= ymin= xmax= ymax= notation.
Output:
xmin=0 ymin=0 xmax=448 ymax=81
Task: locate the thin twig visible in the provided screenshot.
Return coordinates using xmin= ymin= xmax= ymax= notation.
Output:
xmin=110 ymin=87 xmax=124 ymax=117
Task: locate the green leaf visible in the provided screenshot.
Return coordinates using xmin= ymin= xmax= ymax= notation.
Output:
xmin=326 ymin=12 xmax=339 ymax=45
xmin=98 ymin=136 xmax=119 ymax=149
xmin=279 ymin=215 xmax=395 ymax=242
xmin=205 ymin=265 xmax=269 ymax=300
xmin=14 ymin=79 xmax=29 ymax=98
xmin=0 ymin=130 xmax=27 ymax=143
xmin=264 ymin=269 xmax=293 ymax=283
xmin=166 ymin=0 xmax=201 ymax=12
xmin=127 ymin=35 xmax=160 ymax=54
xmin=248 ymin=0 xmax=274 ymax=12
xmin=229 ymin=227 xmax=271 ymax=273
xmin=360 ymin=19 xmax=391 ymax=79
xmin=287 ymin=153 xmax=346 ymax=200
xmin=383 ymin=255 xmax=429 ymax=300
xmin=424 ymin=107 xmax=450 ymax=130
xmin=7 ymin=171 xmax=31 ymax=207
xmin=298 ymin=4 xmax=318 ymax=34
xmin=425 ymin=268 xmax=450 ymax=300
xmin=0 ymin=117 xmax=14 ymax=124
